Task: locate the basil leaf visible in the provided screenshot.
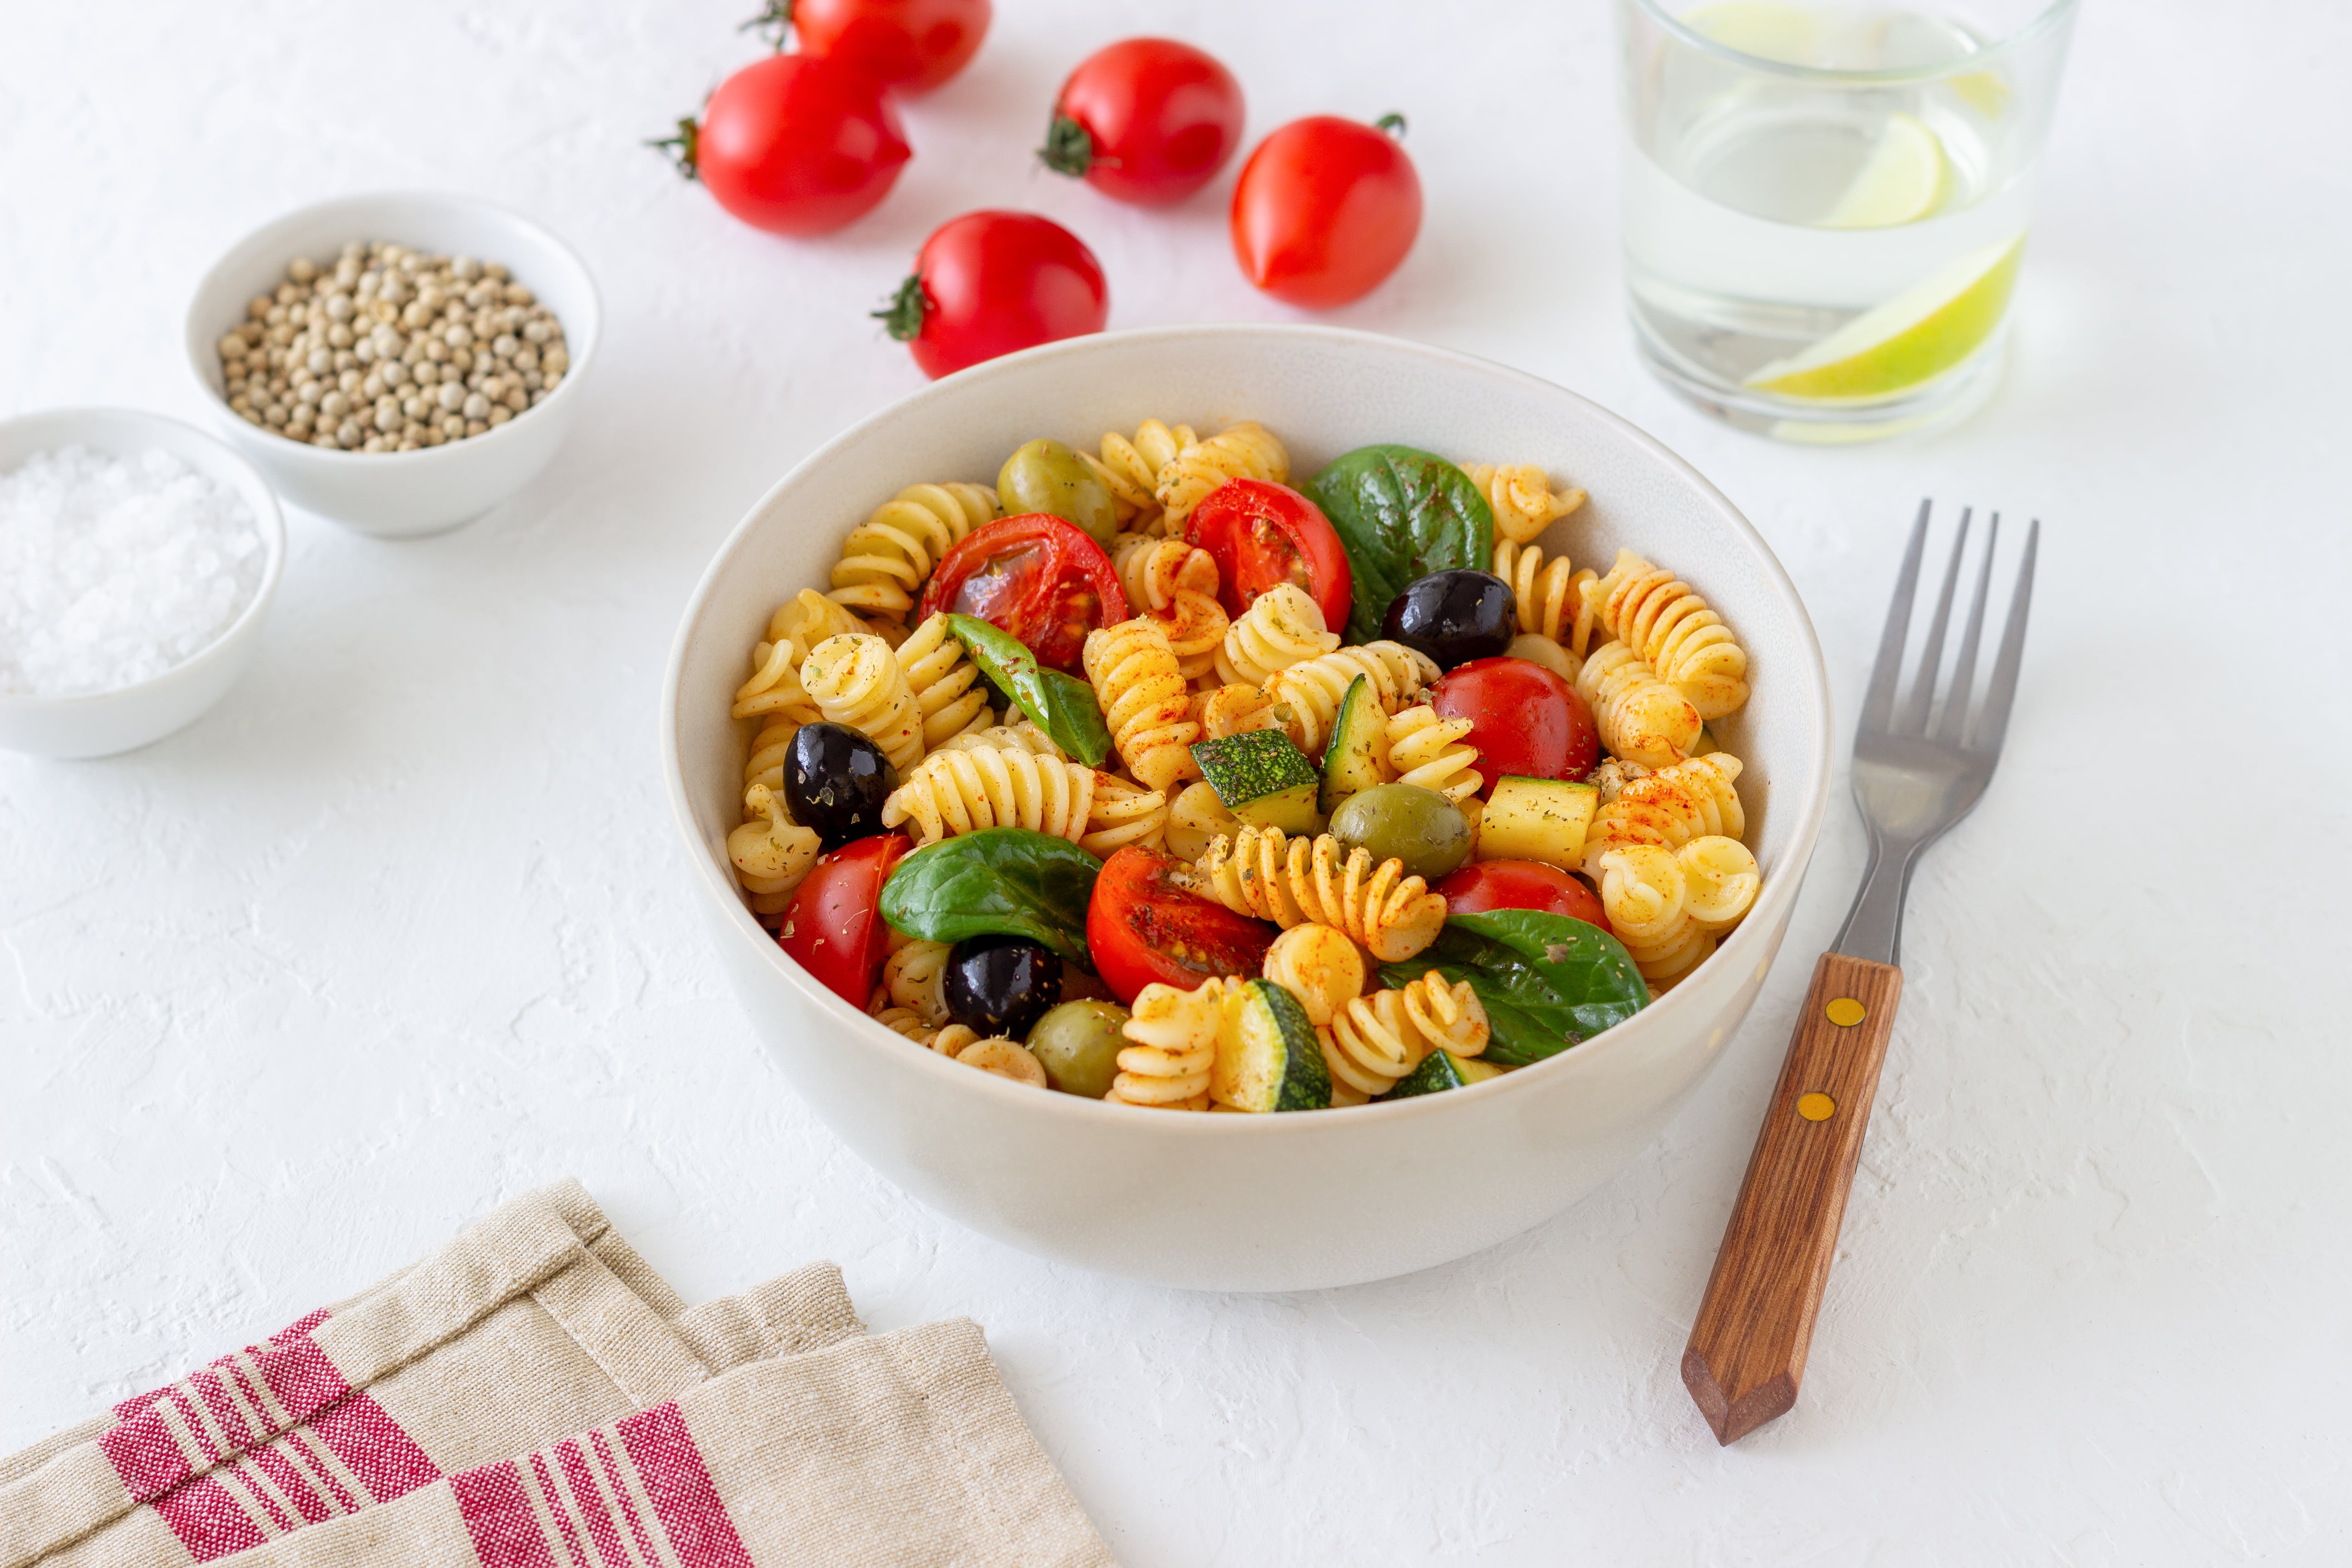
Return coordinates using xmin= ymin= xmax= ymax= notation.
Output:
xmin=878 ymin=827 xmax=1102 ymax=971
xmin=1382 ymin=910 xmax=1647 ymax=1067
xmin=946 ymin=613 xmax=1111 ymax=767
xmin=1306 ymin=445 xmax=1496 ymax=645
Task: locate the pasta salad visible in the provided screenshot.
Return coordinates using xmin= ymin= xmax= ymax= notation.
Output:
xmin=725 ymin=419 xmax=1760 ymax=1112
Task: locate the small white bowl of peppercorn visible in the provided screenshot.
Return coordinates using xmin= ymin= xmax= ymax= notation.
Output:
xmin=183 ymin=192 xmax=601 ymax=539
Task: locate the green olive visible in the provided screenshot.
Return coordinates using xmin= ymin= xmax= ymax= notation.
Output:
xmin=1025 ymin=1000 xmax=1132 ymax=1099
xmin=1329 ymin=784 xmax=1472 ymax=881
xmin=998 ymin=438 xmax=1118 ymax=549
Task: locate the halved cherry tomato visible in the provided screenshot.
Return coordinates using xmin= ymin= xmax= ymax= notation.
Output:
xmin=875 ymin=211 xmax=1109 ymax=380
xmin=784 ymin=0 xmax=992 ymax=95
xmin=1184 ymin=478 xmax=1352 ymax=633
xmin=1088 ymin=846 xmax=1276 ymax=1004
xmin=1436 ymin=860 xmax=1612 ymax=936
xmin=917 ymin=514 xmax=1128 ymax=671
xmin=662 ymin=54 xmax=911 ymax=237
xmin=778 ymin=833 xmax=912 ymax=1006
xmin=1430 ymin=657 xmax=1599 ymax=785
xmin=1038 ymin=38 xmax=1245 ymax=206
xmin=1230 ymin=113 xmax=1422 ymax=308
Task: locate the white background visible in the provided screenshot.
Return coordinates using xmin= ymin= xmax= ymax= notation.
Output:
xmin=5 ymin=0 xmax=2350 ymax=1561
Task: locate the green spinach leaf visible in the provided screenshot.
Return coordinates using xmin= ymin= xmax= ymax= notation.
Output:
xmin=946 ymin=614 xmax=1111 ymax=767
xmin=1306 ymin=445 xmax=1496 ymax=644
xmin=1383 ymin=910 xmax=1647 ymax=1067
xmin=879 ymin=827 xmax=1102 ymax=971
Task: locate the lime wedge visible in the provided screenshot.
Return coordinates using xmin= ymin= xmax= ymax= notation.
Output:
xmin=1745 ymin=237 xmax=2024 ymax=402
xmin=1823 ymin=113 xmax=1950 ymax=229
xmin=1683 ymin=0 xmax=1822 ymax=64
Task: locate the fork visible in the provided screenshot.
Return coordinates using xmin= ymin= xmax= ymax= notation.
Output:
xmin=1680 ymin=499 xmax=2038 ymax=1446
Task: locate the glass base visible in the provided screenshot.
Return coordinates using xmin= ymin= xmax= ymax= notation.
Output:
xmin=1631 ymin=309 xmax=2011 ymax=444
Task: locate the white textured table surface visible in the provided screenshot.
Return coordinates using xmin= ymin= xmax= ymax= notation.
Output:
xmin=6 ymin=0 xmax=2350 ymax=1560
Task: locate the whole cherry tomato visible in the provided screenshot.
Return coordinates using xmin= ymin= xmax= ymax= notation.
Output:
xmin=1230 ymin=113 xmax=1422 ymax=308
xmin=875 ymin=211 xmax=1109 ymax=380
xmin=1430 ymin=657 xmax=1599 ymax=784
xmin=1184 ymin=479 xmax=1352 ymax=634
xmin=1436 ymin=860 xmax=1612 ymax=936
xmin=778 ymin=0 xmax=992 ymax=94
xmin=1088 ymin=846 xmax=1276 ymax=1004
xmin=659 ymin=54 xmax=910 ymax=237
xmin=778 ymin=833 xmax=913 ymax=1006
xmin=917 ymin=514 xmax=1129 ymax=671
xmin=1038 ymin=38 xmax=1245 ymax=206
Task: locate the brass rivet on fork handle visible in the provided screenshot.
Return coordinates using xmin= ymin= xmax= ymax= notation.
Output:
xmin=1681 ymin=499 xmax=2037 ymax=1446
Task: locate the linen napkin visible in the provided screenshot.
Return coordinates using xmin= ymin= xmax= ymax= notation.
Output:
xmin=197 ymin=1322 xmax=1113 ymax=1568
xmin=1 ymin=1181 xmax=860 ymax=1568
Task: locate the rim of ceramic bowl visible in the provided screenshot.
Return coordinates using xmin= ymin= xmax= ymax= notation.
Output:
xmin=180 ymin=191 xmax=602 ymax=468
xmin=662 ymin=323 xmax=1834 ymax=1128
xmin=0 ymin=406 xmax=287 ymax=710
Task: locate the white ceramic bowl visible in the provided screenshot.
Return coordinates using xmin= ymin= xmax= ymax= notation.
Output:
xmin=182 ymin=192 xmax=600 ymax=538
xmin=664 ymin=325 xmax=1833 ymax=1293
xmin=0 ymin=407 xmax=286 ymax=759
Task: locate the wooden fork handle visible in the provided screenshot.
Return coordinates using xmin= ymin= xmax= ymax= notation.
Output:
xmin=1682 ymin=951 xmax=1903 ymax=1445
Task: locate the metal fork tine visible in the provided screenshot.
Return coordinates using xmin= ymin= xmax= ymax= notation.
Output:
xmin=1896 ymin=508 xmax=1969 ymax=734
xmin=1970 ymin=518 xmax=2038 ymax=752
xmin=1858 ymin=500 xmax=1931 ymax=733
xmin=1932 ymin=512 xmax=1999 ymax=745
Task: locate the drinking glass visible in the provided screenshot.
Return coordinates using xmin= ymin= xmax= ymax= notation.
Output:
xmin=1617 ymin=0 xmax=2078 ymax=441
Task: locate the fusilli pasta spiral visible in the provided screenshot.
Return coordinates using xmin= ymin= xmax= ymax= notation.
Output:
xmin=1083 ymin=420 xmax=1196 ymax=528
xmin=1080 ymin=775 xmax=1170 ymax=858
xmin=1380 ymin=704 xmax=1483 ymax=804
xmin=955 ymin=1037 xmax=1049 ymax=1086
xmin=1494 ymin=538 xmax=1601 ymax=654
xmin=872 ymin=1005 xmax=936 ymax=1042
xmin=895 ymin=613 xmax=995 ymax=749
xmin=1166 ymin=781 xmax=1240 ymax=862
xmin=1111 ymin=533 xmax=1228 ymax=679
xmin=1112 ymin=977 xmax=1226 ymax=1109
xmin=1320 ymin=971 xmax=1490 ymax=1101
xmin=1583 ymin=548 xmax=1751 ymax=719
xmin=1582 ymin=753 xmax=1745 ymax=861
xmin=801 ymin=632 xmax=926 ymax=774
xmin=1261 ymin=641 xmax=1441 ymax=755
xmin=1156 ymin=420 xmax=1290 ymax=529
xmin=1505 ymin=632 xmax=1577 ymax=682
xmin=1591 ymin=845 xmax=1711 ymax=989
xmin=883 ymin=938 xmax=953 ymax=1026
xmin=1192 ymin=682 xmax=1285 ymax=740
xmin=727 ymin=784 xmax=822 ymax=920
xmin=828 ymin=482 xmax=1000 ymax=622
xmin=1186 ymin=827 xmax=1448 ymax=963
xmin=1461 ymin=462 xmax=1586 ymax=546
xmin=881 ymin=743 xmax=1100 ymax=846
xmin=1260 ymin=924 xmax=1366 ymax=1029
xmin=1678 ymin=834 xmax=1760 ymax=935
xmin=934 ymin=720 xmax=1066 ymax=759
xmin=1083 ymin=617 xmax=1200 ymax=792
xmin=1215 ymin=582 xmax=1338 ymax=687
xmin=1575 ymin=642 xmax=1702 ymax=768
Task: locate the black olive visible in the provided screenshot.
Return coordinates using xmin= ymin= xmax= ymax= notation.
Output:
xmin=943 ymin=935 xmax=1063 ymax=1041
xmin=783 ymin=721 xmax=898 ymax=849
xmin=1381 ymin=569 xmax=1517 ymax=670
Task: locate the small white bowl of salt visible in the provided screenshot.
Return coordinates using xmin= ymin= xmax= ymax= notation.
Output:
xmin=0 ymin=408 xmax=285 ymax=759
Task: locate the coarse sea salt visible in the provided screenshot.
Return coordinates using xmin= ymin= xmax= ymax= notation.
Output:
xmin=0 ymin=446 xmax=264 ymax=698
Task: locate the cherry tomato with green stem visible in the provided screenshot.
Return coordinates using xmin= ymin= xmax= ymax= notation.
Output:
xmin=744 ymin=0 xmax=991 ymax=94
xmin=1038 ymin=38 xmax=1245 ymax=206
xmin=874 ymin=211 xmax=1109 ymax=380
xmin=1230 ymin=113 xmax=1422 ymax=308
xmin=653 ymin=53 xmax=910 ymax=236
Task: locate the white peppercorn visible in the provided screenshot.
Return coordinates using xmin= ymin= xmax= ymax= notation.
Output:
xmin=217 ymin=242 xmax=570 ymax=452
